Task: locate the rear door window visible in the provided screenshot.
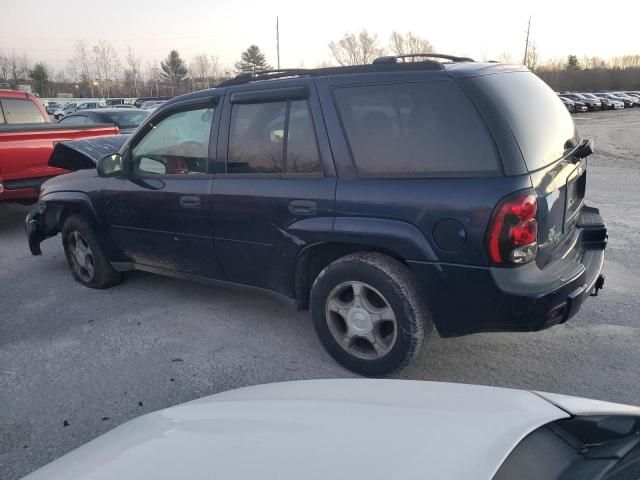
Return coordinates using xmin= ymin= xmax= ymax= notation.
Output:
xmin=333 ymin=81 xmax=499 ymax=177
xmin=0 ymin=98 xmax=47 ymax=123
xmin=228 ymin=99 xmax=322 ymax=174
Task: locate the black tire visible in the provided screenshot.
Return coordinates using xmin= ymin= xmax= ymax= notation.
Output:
xmin=61 ymin=214 xmax=122 ymax=289
xmin=310 ymin=252 xmax=431 ymax=376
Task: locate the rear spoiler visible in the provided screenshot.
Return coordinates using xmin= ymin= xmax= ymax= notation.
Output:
xmin=49 ymin=135 xmax=129 ymax=171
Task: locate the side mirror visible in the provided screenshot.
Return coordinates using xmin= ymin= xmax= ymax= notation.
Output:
xmin=97 ymin=153 xmax=123 ymax=177
xmin=575 ymin=138 xmax=594 ymax=159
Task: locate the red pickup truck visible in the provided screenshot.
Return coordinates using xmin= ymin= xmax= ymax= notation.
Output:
xmin=0 ymin=90 xmax=119 ymax=202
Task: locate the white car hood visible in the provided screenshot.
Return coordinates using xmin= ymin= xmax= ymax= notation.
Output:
xmin=23 ymin=380 xmax=572 ymax=480
xmin=24 ymin=380 xmax=640 ymax=480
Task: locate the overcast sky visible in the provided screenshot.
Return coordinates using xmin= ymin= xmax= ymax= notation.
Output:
xmin=2 ymin=0 xmax=639 ymax=72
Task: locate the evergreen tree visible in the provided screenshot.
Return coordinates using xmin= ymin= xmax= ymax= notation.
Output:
xmin=160 ymin=50 xmax=187 ymax=94
xmin=234 ymin=45 xmax=272 ymax=73
xmin=565 ymin=54 xmax=581 ymax=70
xmin=29 ymin=63 xmax=49 ymax=97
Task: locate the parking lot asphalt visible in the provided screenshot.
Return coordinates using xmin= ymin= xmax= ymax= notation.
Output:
xmin=2 ymin=109 xmax=640 ymax=479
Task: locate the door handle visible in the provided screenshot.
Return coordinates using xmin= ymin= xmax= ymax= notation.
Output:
xmin=179 ymin=195 xmax=201 ymax=209
xmin=288 ymin=200 xmax=317 ymax=215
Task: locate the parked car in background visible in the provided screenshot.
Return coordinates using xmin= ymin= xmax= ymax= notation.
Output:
xmin=105 ymin=98 xmax=125 ymax=106
xmin=26 ymin=57 xmax=607 ymax=375
xmin=133 ymin=96 xmax=171 ymax=108
xmin=610 ymin=91 xmax=640 ymax=106
xmin=109 ymin=104 xmax=136 ymax=109
xmin=58 ymin=108 xmax=150 ymax=134
xmin=21 ymin=380 xmax=640 ymax=480
xmin=139 ymin=100 xmax=166 ymax=110
xmin=45 ymin=101 xmax=61 ymax=115
xmin=0 ymin=90 xmax=49 ymax=124
xmin=578 ymin=93 xmax=607 ymax=110
xmin=0 ymin=123 xmax=118 ymax=202
xmin=558 ymin=95 xmax=576 ymax=113
xmin=594 ymin=93 xmax=626 ymax=109
xmin=52 ymin=101 xmax=100 ymax=120
xmin=561 ymin=93 xmax=601 ymax=111
xmin=605 ymin=92 xmax=633 ymax=108
xmin=560 ymin=96 xmax=587 ymax=112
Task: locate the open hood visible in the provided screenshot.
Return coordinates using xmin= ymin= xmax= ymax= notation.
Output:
xmin=48 ymin=135 xmax=129 ymax=171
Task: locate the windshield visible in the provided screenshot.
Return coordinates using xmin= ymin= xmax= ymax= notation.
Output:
xmin=106 ymin=111 xmax=149 ymax=129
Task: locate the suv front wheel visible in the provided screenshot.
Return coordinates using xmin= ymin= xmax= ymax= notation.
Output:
xmin=310 ymin=252 xmax=430 ymax=376
xmin=62 ymin=214 xmax=122 ymax=289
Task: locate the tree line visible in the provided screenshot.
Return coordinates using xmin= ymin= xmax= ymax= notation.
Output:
xmin=1 ymin=31 xmax=639 ymax=98
xmin=0 ymin=42 xmax=271 ymax=98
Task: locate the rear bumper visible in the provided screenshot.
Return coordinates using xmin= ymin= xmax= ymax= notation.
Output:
xmin=409 ymin=206 xmax=607 ymax=337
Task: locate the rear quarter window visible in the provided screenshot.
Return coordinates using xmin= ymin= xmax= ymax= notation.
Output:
xmin=467 ymin=71 xmax=578 ymax=172
xmin=333 ymin=80 xmax=499 ymax=177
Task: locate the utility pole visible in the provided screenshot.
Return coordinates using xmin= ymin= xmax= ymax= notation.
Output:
xmin=523 ymin=15 xmax=531 ymax=66
xmin=276 ymin=16 xmax=281 ymax=70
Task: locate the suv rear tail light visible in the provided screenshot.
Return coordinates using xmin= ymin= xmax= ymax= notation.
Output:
xmin=486 ymin=191 xmax=538 ymax=265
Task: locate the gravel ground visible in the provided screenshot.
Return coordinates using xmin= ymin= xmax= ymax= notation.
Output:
xmin=1 ymin=109 xmax=639 ymax=479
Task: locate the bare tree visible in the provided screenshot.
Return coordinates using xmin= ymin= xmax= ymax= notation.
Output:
xmin=497 ymin=52 xmax=514 ymax=63
xmin=74 ymin=40 xmax=95 ymax=97
xmin=389 ymin=31 xmax=434 ymax=56
xmin=329 ymin=30 xmax=384 ymax=66
xmin=525 ymin=42 xmax=539 ymax=71
xmin=65 ymin=59 xmax=78 ymax=84
xmin=126 ymin=46 xmax=142 ymax=97
xmin=191 ymin=54 xmax=212 ymax=89
xmin=0 ymin=51 xmax=10 ymax=82
xmin=209 ymin=55 xmax=222 ymax=83
xmin=146 ymin=61 xmax=161 ymax=96
xmin=92 ymin=40 xmax=118 ymax=98
xmin=8 ymin=51 xmax=30 ymax=88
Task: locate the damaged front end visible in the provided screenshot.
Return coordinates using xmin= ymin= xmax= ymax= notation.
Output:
xmin=48 ymin=135 xmax=128 ymax=170
xmin=25 ymin=207 xmax=49 ymax=255
xmin=25 ymin=135 xmax=128 ymax=256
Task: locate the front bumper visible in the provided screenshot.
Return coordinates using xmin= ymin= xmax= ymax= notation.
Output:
xmin=408 ymin=206 xmax=607 ymax=337
xmin=25 ymin=205 xmax=59 ymax=256
xmin=26 ymin=209 xmax=45 ymax=255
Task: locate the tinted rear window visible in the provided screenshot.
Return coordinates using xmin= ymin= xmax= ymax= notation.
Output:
xmin=333 ymin=81 xmax=499 ymax=177
xmin=0 ymin=98 xmax=46 ymax=124
xmin=470 ymin=72 xmax=577 ymax=171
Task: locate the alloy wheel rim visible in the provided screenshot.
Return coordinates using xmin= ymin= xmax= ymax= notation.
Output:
xmin=325 ymin=281 xmax=397 ymax=360
xmin=68 ymin=231 xmax=95 ymax=282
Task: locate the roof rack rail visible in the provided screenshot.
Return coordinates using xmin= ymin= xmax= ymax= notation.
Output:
xmin=215 ymin=61 xmax=446 ymax=88
xmin=217 ymin=69 xmax=311 ymax=87
xmin=372 ymin=53 xmax=475 ymax=64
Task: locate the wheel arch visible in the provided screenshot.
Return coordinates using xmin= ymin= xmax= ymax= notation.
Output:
xmin=294 ymin=241 xmax=416 ymax=310
xmin=291 ymin=216 xmax=437 ymax=310
xmin=40 ymin=191 xmax=103 ymax=232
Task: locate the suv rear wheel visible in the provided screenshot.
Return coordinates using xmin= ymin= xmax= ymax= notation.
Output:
xmin=62 ymin=214 xmax=122 ymax=289
xmin=310 ymin=252 xmax=430 ymax=376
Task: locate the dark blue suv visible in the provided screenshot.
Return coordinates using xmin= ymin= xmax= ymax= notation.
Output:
xmin=26 ymin=55 xmax=607 ymax=376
